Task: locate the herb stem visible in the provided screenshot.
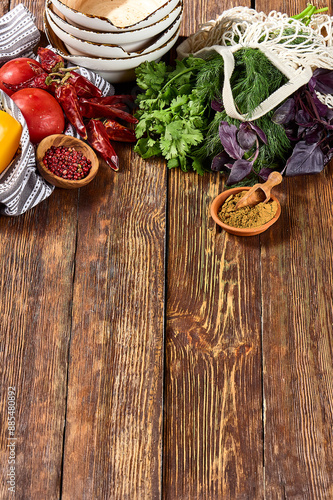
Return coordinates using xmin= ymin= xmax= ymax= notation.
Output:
xmin=291 ymin=4 xmax=313 ymax=20
xmin=160 ymin=67 xmax=195 ymax=91
xmin=304 ymin=5 xmax=317 ymax=25
xmin=290 ymin=3 xmax=327 ymax=24
xmin=313 ymin=7 xmax=329 ymax=14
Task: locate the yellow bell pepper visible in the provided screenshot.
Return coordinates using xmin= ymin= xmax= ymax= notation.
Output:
xmin=0 ymin=110 xmax=22 ymax=174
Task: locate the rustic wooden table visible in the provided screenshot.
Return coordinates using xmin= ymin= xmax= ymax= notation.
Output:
xmin=1 ymin=0 xmax=333 ymax=498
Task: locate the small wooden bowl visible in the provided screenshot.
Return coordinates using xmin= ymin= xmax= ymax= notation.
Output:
xmin=211 ymin=186 xmax=281 ymax=236
xmin=36 ymin=134 xmax=99 ymax=189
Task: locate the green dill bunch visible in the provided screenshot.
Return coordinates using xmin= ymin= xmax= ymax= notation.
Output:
xmin=259 ymin=25 xmax=312 ymax=46
xmin=199 ymin=46 xmax=292 ymax=172
xmin=194 ymin=53 xmax=225 ymax=104
xmin=254 ymin=115 xmax=291 ymax=170
xmin=230 ymin=47 xmax=287 ymax=118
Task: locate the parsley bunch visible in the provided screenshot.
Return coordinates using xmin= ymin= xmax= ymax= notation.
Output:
xmin=134 ymin=56 xmax=218 ymax=174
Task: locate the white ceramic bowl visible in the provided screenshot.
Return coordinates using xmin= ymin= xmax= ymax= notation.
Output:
xmin=44 ymin=13 xmax=181 ymax=82
xmin=46 ymin=1 xmax=182 ymax=50
xmin=46 ymin=2 xmax=182 ymax=56
xmin=51 ymin=0 xmax=180 ymax=32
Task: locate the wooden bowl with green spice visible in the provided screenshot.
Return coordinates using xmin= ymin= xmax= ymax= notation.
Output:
xmin=211 ymin=186 xmax=281 ymax=236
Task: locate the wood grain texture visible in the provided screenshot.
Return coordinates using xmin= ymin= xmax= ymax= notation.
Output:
xmin=61 ymin=147 xmax=167 ymax=499
xmin=163 ymin=166 xmax=264 ymax=499
xmin=0 ymin=190 xmax=78 ymax=499
xmin=0 ymin=2 xmax=10 ymax=18
xmin=261 ymin=174 xmax=333 ymax=499
xmin=255 ymin=1 xmax=333 ymax=498
xmin=10 ymin=0 xmax=44 ymax=29
xmin=180 ymin=0 xmax=223 ymax=37
xmin=1 ymin=0 xmax=333 ymax=499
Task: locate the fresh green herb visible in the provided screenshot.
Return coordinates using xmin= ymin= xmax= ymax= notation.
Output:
xmin=134 ymin=55 xmax=224 ymax=174
xmin=291 ymin=3 xmax=328 ymax=25
xmin=134 ymin=48 xmax=291 ymax=179
xmin=133 ymin=4 xmax=330 ymax=184
xmin=199 ymin=48 xmax=291 ymax=179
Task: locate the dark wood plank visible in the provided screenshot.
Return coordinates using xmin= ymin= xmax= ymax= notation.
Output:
xmin=180 ymin=0 xmax=224 ymax=37
xmin=165 ymin=4 xmax=264 ymax=499
xmin=10 ymin=0 xmax=44 ymax=29
xmin=0 ymin=2 xmax=10 ymax=18
xmin=261 ymin=173 xmax=333 ymax=499
xmin=164 ymin=163 xmax=264 ymax=500
xmin=0 ymin=190 xmax=78 ymax=499
xmin=0 ymin=3 xmax=78 ymax=498
xmin=61 ymin=147 xmax=167 ymax=498
xmin=254 ymin=0 xmax=333 ymax=497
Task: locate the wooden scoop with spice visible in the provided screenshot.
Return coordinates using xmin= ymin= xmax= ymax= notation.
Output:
xmin=235 ymin=171 xmax=283 ymax=210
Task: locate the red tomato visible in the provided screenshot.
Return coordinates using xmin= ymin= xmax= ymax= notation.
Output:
xmin=0 ymin=80 xmax=11 ymax=95
xmin=11 ymin=88 xmax=65 ymax=144
xmin=0 ymin=58 xmax=43 ymax=96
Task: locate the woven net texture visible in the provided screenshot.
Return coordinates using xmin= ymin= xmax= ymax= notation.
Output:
xmin=177 ymin=7 xmax=333 ymax=109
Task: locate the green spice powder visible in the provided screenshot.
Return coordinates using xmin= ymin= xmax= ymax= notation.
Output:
xmin=218 ymin=191 xmax=278 ymax=228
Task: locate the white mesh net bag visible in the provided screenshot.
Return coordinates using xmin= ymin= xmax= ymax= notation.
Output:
xmin=177 ymin=7 xmax=333 ymax=121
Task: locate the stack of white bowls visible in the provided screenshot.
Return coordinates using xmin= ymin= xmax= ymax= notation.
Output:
xmin=43 ymin=0 xmax=183 ymax=82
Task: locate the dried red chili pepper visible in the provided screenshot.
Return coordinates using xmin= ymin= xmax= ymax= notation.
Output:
xmin=89 ymin=95 xmax=135 ymax=106
xmin=63 ymin=71 xmax=102 ymax=98
xmin=79 ymin=97 xmax=138 ymax=124
xmin=87 ymin=95 xmax=137 ymax=113
xmin=1 ymin=61 xmax=45 ymax=92
xmin=37 ymin=47 xmax=65 ymax=73
xmin=86 ymin=119 xmax=119 ymax=171
xmin=103 ymin=119 xmax=136 ymax=143
xmin=2 ymin=72 xmax=57 ymax=93
xmin=55 ymin=84 xmax=87 ymax=139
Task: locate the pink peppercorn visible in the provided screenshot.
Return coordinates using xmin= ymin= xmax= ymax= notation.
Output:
xmin=42 ymin=145 xmax=92 ymax=180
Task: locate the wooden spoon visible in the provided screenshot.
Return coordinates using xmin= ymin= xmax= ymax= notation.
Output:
xmin=235 ymin=171 xmax=283 ymax=210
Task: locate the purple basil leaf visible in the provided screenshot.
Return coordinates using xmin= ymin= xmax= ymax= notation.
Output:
xmin=312 ymin=68 xmax=333 ymax=95
xmin=326 ymin=108 xmax=333 ymax=122
xmin=272 ymin=98 xmax=295 ymax=125
xmin=319 ymin=118 xmax=333 ymax=131
xmin=211 ymin=99 xmax=224 ymax=112
xmin=238 ymin=123 xmax=256 ymax=150
xmin=308 ymin=75 xmax=316 ymax=93
xmin=285 ymin=126 xmax=299 ymax=141
xmin=295 ymin=109 xmax=312 ymax=127
xmin=248 ymin=122 xmax=268 ymax=144
xmin=297 ymin=125 xmax=306 ymax=138
xmin=324 ymin=147 xmax=333 ymax=165
xmin=226 ymin=159 xmax=253 ymax=185
xmin=259 ymin=167 xmax=274 ymax=181
xmin=285 ymin=141 xmax=325 ymax=176
xmin=311 ymin=92 xmax=330 ymax=117
xmin=304 ymin=125 xmax=324 ymax=144
xmin=211 ymin=151 xmax=233 ymax=171
xmin=219 ymin=121 xmax=244 ymax=160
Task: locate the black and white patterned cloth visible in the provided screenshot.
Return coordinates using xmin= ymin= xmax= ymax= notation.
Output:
xmin=0 ymin=90 xmax=53 ymax=215
xmin=0 ymin=4 xmax=40 ymax=61
xmin=0 ymin=4 xmax=115 ymax=216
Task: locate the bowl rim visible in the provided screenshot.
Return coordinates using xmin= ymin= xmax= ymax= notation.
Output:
xmin=210 ymin=186 xmax=281 ymax=236
xmin=46 ymin=5 xmax=182 ymax=56
xmin=36 ymin=134 xmax=99 ymax=188
xmin=51 ymin=0 xmax=180 ymax=31
xmin=47 ymin=0 xmax=182 ymax=39
xmin=44 ymin=11 xmax=181 ymax=64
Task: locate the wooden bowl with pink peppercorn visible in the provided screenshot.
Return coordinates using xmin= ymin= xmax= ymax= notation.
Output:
xmin=36 ymin=134 xmax=99 ymax=189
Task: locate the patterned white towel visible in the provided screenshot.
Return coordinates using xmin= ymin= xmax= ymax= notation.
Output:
xmin=0 ymin=4 xmax=40 ymax=61
xmin=0 ymin=90 xmax=54 ymax=216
